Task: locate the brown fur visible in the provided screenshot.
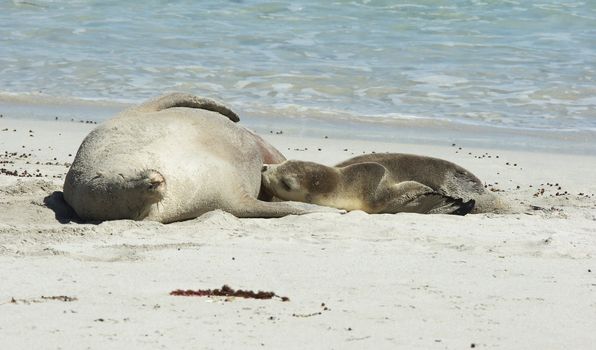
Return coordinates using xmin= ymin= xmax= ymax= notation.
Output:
xmin=262 ymin=153 xmax=498 ymax=215
xmin=335 ymin=153 xmax=485 ymax=195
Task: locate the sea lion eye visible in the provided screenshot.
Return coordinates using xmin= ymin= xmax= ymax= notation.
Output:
xmin=281 ymin=178 xmax=293 ymax=191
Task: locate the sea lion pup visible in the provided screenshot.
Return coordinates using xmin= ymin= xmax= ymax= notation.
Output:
xmin=63 ymin=93 xmax=340 ymax=223
xmin=262 ymin=153 xmax=501 ymax=215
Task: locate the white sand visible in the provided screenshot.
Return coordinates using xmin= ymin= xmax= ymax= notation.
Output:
xmin=1 ymin=117 xmax=596 ymax=349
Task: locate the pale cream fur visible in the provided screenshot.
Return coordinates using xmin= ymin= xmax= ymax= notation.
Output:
xmin=63 ymin=93 xmax=340 ymax=222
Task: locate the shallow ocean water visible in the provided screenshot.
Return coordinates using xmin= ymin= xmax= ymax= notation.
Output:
xmin=0 ymin=0 xmax=595 ymax=150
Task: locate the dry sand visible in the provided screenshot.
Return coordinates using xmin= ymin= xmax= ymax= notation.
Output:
xmin=1 ymin=117 xmax=595 ymax=349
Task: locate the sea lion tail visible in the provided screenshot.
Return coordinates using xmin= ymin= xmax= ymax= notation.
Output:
xmin=133 ymin=92 xmax=240 ymax=122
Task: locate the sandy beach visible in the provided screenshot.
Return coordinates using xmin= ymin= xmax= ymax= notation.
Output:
xmin=1 ymin=116 xmax=595 ymax=349
xmin=2 ymin=1 xmax=595 ymax=348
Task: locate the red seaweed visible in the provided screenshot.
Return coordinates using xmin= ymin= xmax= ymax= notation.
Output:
xmin=170 ymin=285 xmax=289 ymax=301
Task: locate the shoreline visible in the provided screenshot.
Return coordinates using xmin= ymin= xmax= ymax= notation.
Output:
xmin=2 ymin=95 xmax=595 ymax=155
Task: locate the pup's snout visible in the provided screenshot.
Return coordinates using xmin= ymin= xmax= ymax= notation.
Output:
xmin=261 ymin=164 xmax=269 ymax=172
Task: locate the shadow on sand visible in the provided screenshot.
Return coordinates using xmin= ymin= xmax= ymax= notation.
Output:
xmin=43 ymin=191 xmax=81 ymax=224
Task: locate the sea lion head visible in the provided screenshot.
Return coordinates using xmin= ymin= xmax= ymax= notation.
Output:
xmin=261 ymin=160 xmax=338 ymax=203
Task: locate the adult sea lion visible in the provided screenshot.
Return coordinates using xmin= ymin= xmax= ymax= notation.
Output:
xmin=261 ymin=153 xmax=501 ymax=215
xmin=63 ymin=93 xmax=338 ymax=223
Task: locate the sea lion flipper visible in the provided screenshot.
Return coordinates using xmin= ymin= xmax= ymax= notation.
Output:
xmin=404 ymin=193 xmax=475 ymax=215
xmin=229 ymin=195 xmax=344 ymax=218
xmin=448 ymin=199 xmax=476 ymax=216
xmin=379 ymin=180 xmax=474 ymax=215
xmin=134 ymin=92 xmax=240 ymax=122
xmin=339 ymin=162 xmax=387 ymax=182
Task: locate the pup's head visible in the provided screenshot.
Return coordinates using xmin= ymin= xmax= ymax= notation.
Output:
xmin=261 ymin=160 xmax=337 ymax=203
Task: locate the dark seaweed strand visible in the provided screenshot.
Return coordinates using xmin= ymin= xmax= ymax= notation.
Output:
xmin=170 ymin=285 xmax=289 ymax=301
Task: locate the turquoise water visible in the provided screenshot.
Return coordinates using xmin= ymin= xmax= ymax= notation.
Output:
xmin=1 ymin=1 xmax=595 ymax=138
